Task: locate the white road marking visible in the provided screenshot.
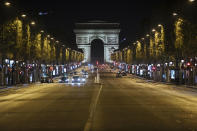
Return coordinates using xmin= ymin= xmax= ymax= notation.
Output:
xmin=84 ymin=84 xmax=103 ymax=131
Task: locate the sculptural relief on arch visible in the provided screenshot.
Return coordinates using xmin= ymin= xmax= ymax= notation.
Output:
xmin=74 ymin=21 xmax=120 ymax=63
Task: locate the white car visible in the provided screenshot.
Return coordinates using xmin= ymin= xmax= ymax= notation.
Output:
xmin=72 ymin=75 xmax=86 ymax=84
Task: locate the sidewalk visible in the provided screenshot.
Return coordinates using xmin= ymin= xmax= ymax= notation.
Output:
xmin=128 ymin=74 xmax=197 ymax=90
xmin=0 ymin=82 xmax=41 ymax=93
xmin=0 ymin=74 xmax=65 ymax=90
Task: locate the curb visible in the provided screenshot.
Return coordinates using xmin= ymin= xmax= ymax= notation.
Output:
xmin=0 ymin=82 xmax=41 ymax=91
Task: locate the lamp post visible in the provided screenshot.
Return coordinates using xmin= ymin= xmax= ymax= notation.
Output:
xmin=21 ymin=14 xmax=26 ymax=18
xmin=4 ymin=2 xmax=11 ymax=7
xmin=173 ymin=12 xmax=178 ymax=16
xmin=188 ymin=0 xmax=195 ymax=2
xmin=30 ymin=21 xmax=35 ymax=26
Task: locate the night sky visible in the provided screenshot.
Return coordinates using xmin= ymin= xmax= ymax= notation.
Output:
xmin=3 ymin=0 xmax=189 ymax=48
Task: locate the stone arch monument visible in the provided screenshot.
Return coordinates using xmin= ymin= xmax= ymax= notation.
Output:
xmin=74 ymin=21 xmax=120 ymax=63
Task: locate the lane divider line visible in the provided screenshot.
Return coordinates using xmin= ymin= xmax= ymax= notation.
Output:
xmin=84 ymin=84 xmax=103 ymax=131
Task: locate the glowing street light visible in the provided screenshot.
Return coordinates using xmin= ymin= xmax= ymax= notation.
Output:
xmin=47 ymin=35 xmax=50 ymax=38
xmin=146 ymin=34 xmax=150 ymax=37
xmin=31 ymin=21 xmax=35 ymax=25
xmin=141 ymin=38 xmax=145 ymax=40
xmin=4 ymin=2 xmax=11 ymax=6
xmin=56 ymin=40 xmax=59 ymax=43
xmin=51 ymin=37 xmax=54 ymax=40
xmin=189 ymin=0 xmax=195 ymax=2
xmin=158 ymin=24 xmax=162 ymax=27
xmin=173 ymin=12 xmax=178 ymax=16
xmin=152 ymin=29 xmax=156 ymax=32
xmin=21 ymin=14 xmax=26 ymax=18
xmin=40 ymin=30 xmax=44 ymax=33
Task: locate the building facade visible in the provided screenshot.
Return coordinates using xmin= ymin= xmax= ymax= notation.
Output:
xmin=74 ymin=21 xmax=120 ymax=63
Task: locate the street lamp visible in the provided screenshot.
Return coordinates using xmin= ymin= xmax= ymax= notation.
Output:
xmin=40 ymin=30 xmax=44 ymax=33
xmin=152 ymin=29 xmax=156 ymax=32
xmin=189 ymin=0 xmax=195 ymax=2
xmin=146 ymin=34 xmax=150 ymax=37
xmin=141 ymin=38 xmax=145 ymax=40
xmin=47 ymin=35 xmax=50 ymax=38
xmin=4 ymin=2 xmax=11 ymax=6
xmin=56 ymin=40 xmax=59 ymax=43
xmin=51 ymin=37 xmax=54 ymax=40
xmin=158 ymin=24 xmax=162 ymax=27
xmin=30 ymin=21 xmax=35 ymax=25
xmin=21 ymin=14 xmax=26 ymax=18
xmin=173 ymin=12 xmax=178 ymax=16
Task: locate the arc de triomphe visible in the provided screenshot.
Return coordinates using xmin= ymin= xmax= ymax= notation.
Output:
xmin=74 ymin=21 xmax=120 ymax=63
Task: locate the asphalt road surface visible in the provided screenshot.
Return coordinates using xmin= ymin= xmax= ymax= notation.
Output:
xmin=0 ymin=71 xmax=197 ymax=131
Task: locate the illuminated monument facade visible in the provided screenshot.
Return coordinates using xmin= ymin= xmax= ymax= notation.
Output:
xmin=74 ymin=21 xmax=120 ymax=63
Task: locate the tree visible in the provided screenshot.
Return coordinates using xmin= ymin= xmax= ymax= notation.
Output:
xmin=182 ymin=21 xmax=197 ymax=58
xmin=136 ymin=41 xmax=142 ymax=64
xmin=65 ymin=48 xmax=70 ymax=63
xmin=126 ymin=48 xmax=132 ymax=64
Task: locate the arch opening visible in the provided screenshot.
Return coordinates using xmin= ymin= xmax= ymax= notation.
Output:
xmin=91 ymin=39 xmax=104 ymax=65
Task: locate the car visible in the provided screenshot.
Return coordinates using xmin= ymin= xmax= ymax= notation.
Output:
xmin=83 ymin=71 xmax=88 ymax=75
xmin=41 ymin=74 xmax=53 ymax=83
xmin=81 ymin=76 xmax=86 ymax=83
xmin=121 ymin=71 xmax=127 ymax=76
xmin=116 ymin=72 xmax=122 ymax=78
xmin=72 ymin=75 xmax=80 ymax=83
xmin=72 ymin=75 xmax=86 ymax=84
xmin=82 ymin=71 xmax=88 ymax=78
xmin=69 ymin=72 xmax=74 ymax=76
xmin=59 ymin=76 xmax=69 ymax=83
xmin=63 ymin=73 xmax=68 ymax=77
